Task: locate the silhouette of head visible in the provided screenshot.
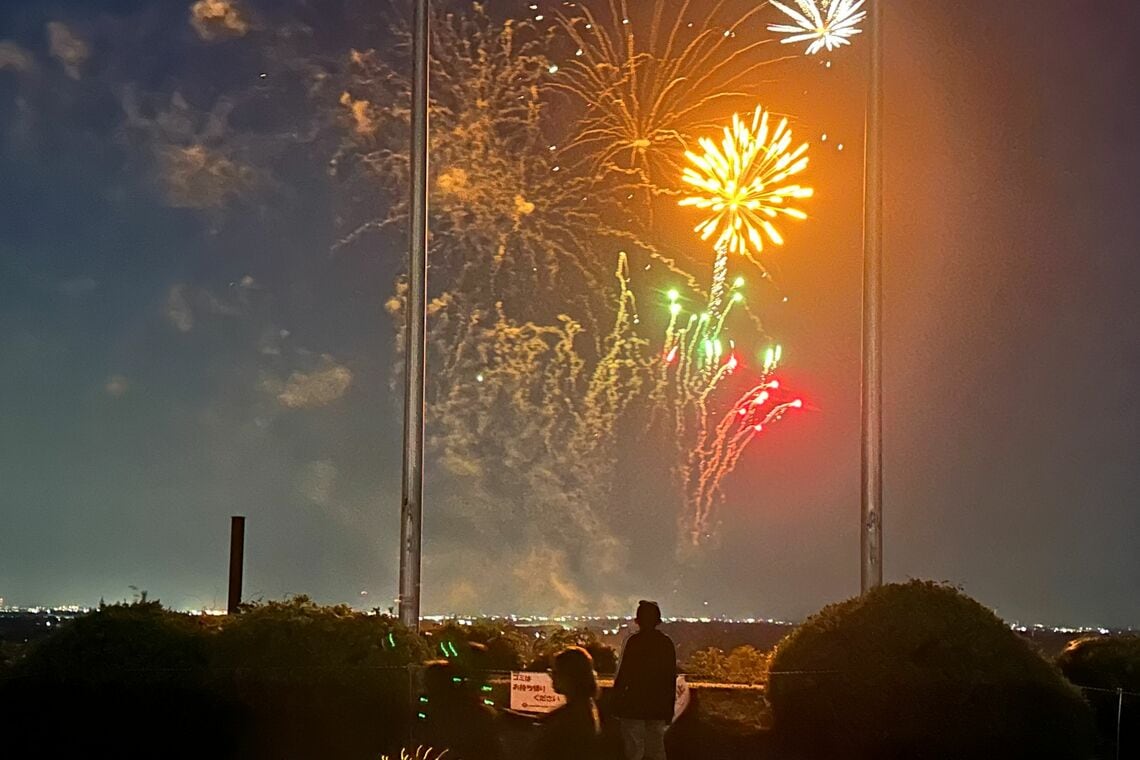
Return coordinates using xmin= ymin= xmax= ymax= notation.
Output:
xmin=551 ymin=646 xmax=598 ymax=701
xmin=464 ymin=640 xmax=490 ymax=671
xmin=423 ymin=659 xmax=463 ymax=700
xmin=635 ymin=599 xmax=662 ymax=629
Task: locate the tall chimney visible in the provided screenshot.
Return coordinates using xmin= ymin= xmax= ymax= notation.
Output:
xmin=227 ymin=515 xmax=245 ymax=614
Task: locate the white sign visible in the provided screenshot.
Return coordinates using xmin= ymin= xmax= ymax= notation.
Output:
xmin=673 ymin=676 xmax=690 ymax=723
xmin=509 ymin=671 xmax=567 ymax=713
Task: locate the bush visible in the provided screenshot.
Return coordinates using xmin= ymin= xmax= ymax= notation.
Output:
xmin=12 ymin=600 xmax=209 ymax=685
xmin=0 ymin=597 xmax=430 ymax=759
xmin=0 ymin=641 xmax=19 ymax=673
xmin=767 ymin=581 xmax=1095 ymax=759
xmin=424 ymin=619 xmax=532 ymax=671
xmin=214 ymin=596 xmax=427 ymax=678
xmin=1056 ymin=635 xmax=1140 ymax=758
xmin=527 ymin=626 xmax=617 ymax=674
xmin=211 ymin=596 xmax=428 ymax=759
xmin=685 ymin=645 xmax=770 ymax=685
xmin=0 ymin=601 xmax=237 ymax=759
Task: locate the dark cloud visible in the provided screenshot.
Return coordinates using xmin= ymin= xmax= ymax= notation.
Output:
xmin=298 ymin=460 xmax=337 ymax=507
xmin=165 ymin=284 xmax=194 ymax=333
xmin=0 ymin=41 xmax=35 ymax=73
xmin=274 ymin=356 xmax=354 ymax=409
xmin=158 ymin=143 xmax=255 ymax=208
xmin=121 ymin=91 xmax=257 ymax=210
xmin=46 ymin=22 xmax=89 ymax=80
xmin=104 ymin=375 xmax=130 ymax=397
xmin=58 ymin=277 xmax=98 ymax=296
xmin=257 ymin=327 xmax=290 ymax=356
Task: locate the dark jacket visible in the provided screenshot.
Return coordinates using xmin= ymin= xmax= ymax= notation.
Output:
xmin=612 ymin=628 xmax=677 ymax=720
xmin=419 ymin=695 xmax=501 ymax=760
xmin=532 ymin=698 xmax=600 ymax=760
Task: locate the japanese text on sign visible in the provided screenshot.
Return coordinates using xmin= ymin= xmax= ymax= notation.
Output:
xmin=509 ymin=671 xmax=566 ymax=713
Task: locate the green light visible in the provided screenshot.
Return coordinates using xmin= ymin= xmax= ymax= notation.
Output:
xmin=483 ymin=699 xmax=495 ymax=706
xmin=481 ymin=685 xmax=493 ymax=692
xmin=387 ymin=632 xmax=396 ymax=648
xmin=419 ymin=696 xmax=429 ymax=703
xmin=667 ymin=288 xmax=680 ymax=301
xmin=714 ymin=339 xmax=723 ymax=358
xmin=417 ymin=712 xmax=427 ymax=720
xmin=732 ymin=292 xmax=743 ymax=303
xmin=452 ymin=676 xmax=463 ymax=683
xmin=733 ymin=276 xmax=745 ymax=288
xmin=699 ymin=312 xmax=710 ymax=322
xmin=669 ymin=302 xmax=682 ymax=316
xmin=763 ymin=348 xmax=774 ymax=368
xmin=703 ymin=339 xmax=714 ymax=357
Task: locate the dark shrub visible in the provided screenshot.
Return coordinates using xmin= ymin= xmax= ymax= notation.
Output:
xmin=212 ymin=596 xmax=427 ymax=759
xmin=0 ymin=601 xmax=236 ymax=759
xmin=1056 ymin=634 xmax=1140 ymax=758
xmin=0 ymin=641 xmax=18 ymax=672
xmin=527 ymin=626 xmax=617 ymax=674
xmin=425 ymin=618 xmax=532 ymax=671
xmin=767 ymin=581 xmax=1095 ymax=760
xmin=685 ymin=645 xmax=771 ymax=685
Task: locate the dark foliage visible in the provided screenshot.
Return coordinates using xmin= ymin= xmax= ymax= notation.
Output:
xmin=1057 ymin=634 xmax=1140 ymax=758
xmin=0 ymin=597 xmax=426 ymax=760
xmin=0 ymin=641 xmax=17 ymax=673
xmin=210 ymin=596 xmax=426 ymax=759
xmin=684 ymin=644 xmax=770 ymax=685
xmin=767 ymin=581 xmax=1096 ymax=760
xmin=425 ymin=619 xmax=533 ymax=671
xmin=0 ymin=601 xmax=239 ymax=760
xmin=527 ymin=626 xmax=618 ymax=675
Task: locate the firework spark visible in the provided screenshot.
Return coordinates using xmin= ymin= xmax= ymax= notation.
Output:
xmin=420 ymin=254 xmax=649 ymax=602
xmin=768 ymin=0 xmax=867 ymax=56
xmin=550 ymin=0 xmax=791 ymax=201
xmin=687 ymin=374 xmax=805 ymax=545
xmin=333 ymin=5 xmax=660 ymax=330
xmin=647 ymin=275 xmax=806 ymax=546
xmin=679 ymin=105 xmax=812 ymax=312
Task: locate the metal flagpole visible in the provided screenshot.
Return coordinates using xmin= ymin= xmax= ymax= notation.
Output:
xmin=399 ymin=0 xmax=429 ymax=631
xmin=860 ymin=0 xmax=884 ymax=593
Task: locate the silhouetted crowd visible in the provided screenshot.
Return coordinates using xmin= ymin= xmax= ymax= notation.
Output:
xmin=416 ymin=600 xmax=677 ymax=760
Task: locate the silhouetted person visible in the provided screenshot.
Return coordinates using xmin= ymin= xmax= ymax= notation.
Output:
xmin=419 ymin=659 xmax=501 ymax=760
xmin=531 ymin=646 xmax=602 ymax=760
xmin=612 ymin=600 xmax=676 ymax=760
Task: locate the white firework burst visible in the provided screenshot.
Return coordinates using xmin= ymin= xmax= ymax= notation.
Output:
xmin=767 ymin=0 xmax=867 ymax=56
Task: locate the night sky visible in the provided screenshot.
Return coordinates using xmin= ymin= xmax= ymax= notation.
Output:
xmin=1 ymin=0 xmax=1138 ymax=627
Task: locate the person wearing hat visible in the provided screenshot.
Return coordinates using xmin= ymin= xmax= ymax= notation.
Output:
xmin=611 ymin=600 xmax=676 ymax=760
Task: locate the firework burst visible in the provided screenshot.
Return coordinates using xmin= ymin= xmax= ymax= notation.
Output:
xmin=550 ymin=0 xmax=792 ymax=201
xmin=326 ymin=4 xmax=816 ymax=565
xmin=332 ymin=5 xmax=654 ymax=329
xmin=768 ymin=0 xmax=867 ymax=56
xmin=679 ymin=105 xmax=812 ymax=313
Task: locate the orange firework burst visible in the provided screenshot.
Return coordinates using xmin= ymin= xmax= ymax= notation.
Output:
xmin=679 ymin=105 xmax=813 ymax=262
